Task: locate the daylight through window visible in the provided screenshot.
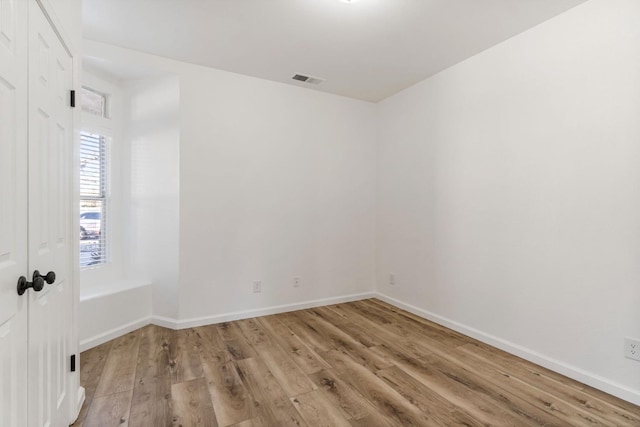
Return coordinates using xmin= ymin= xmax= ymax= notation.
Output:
xmin=80 ymin=131 xmax=108 ymax=267
xmin=81 ymin=86 xmax=108 ymax=117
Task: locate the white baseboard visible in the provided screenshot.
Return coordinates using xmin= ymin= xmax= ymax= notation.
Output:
xmin=150 ymin=314 xmax=179 ymax=330
xmin=79 ymin=316 xmax=152 ymax=352
xmin=375 ymin=292 xmax=640 ymax=406
xmin=151 ymin=292 xmax=377 ymax=330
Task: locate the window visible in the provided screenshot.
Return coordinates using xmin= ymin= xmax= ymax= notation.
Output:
xmin=80 ymin=131 xmax=108 ymax=267
xmin=81 ymin=86 xmax=108 ymax=118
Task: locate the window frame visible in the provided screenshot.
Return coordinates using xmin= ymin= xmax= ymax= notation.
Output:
xmin=79 ymin=130 xmax=111 ymax=269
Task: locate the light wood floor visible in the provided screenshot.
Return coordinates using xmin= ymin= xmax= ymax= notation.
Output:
xmin=74 ymin=299 xmax=640 ymax=426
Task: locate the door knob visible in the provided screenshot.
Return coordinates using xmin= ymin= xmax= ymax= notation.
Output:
xmin=17 ymin=275 xmax=45 ymax=295
xmin=16 ymin=270 xmax=55 ymax=295
xmin=34 ymin=270 xmax=56 ymax=285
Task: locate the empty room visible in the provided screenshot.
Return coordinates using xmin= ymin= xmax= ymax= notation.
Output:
xmin=2 ymin=0 xmax=640 ymax=426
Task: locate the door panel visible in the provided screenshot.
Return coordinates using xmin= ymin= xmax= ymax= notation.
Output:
xmin=28 ymin=2 xmax=73 ymax=426
xmin=0 ymin=0 xmax=28 ymax=424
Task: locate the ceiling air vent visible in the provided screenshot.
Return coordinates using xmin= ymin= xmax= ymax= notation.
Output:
xmin=292 ymin=74 xmax=325 ymax=85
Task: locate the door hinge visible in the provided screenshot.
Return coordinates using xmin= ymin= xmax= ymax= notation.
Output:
xmin=70 ymin=90 xmax=76 ymax=108
xmin=70 ymin=354 xmax=76 ymax=372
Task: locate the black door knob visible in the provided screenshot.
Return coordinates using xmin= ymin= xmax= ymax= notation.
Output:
xmin=17 ymin=275 xmax=45 ymax=295
xmin=34 ymin=270 xmax=56 ymax=285
xmin=16 ymin=270 xmax=56 ymax=295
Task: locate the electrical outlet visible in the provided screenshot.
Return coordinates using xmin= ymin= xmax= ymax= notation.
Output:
xmin=389 ymin=273 xmax=396 ymax=286
xmin=253 ymin=281 xmax=262 ymax=293
xmin=624 ymin=337 xmax=640 ymax=361
xmin=293 ymin=277 xmax=301 ymax=288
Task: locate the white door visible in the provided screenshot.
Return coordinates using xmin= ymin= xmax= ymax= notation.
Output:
xmin=0 ymin=1 xmax=74 ymax=426
xmin=0 ymin=0 xmax=29 ymax=425
xmin=27 ymin=1 xmax=74 ymax=426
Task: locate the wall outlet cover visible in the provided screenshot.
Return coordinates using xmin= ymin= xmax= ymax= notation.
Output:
xmin=624 ymin=337 xmax=640 ymax=361
xmin=253 ymin=281 xmax=262 ymax=293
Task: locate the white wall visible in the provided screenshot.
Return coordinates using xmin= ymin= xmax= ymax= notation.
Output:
xmin=178 ymin=66 xmax=377 ymax=320
xmin=78 ymin=282 xmax=151 ymax=351
xmin=377 ymin=0 xmax=640 ymax=404
xmin=125 ymin=76 xmax=180 ymax=319
xmin=46 ymin=0 xmax=82 ymax=50
xmin=84 ymin=40 xmax=377 ymax=325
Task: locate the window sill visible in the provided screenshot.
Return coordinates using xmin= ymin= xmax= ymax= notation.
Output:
xmin=80 ymin=279 xmax=152 ymax=302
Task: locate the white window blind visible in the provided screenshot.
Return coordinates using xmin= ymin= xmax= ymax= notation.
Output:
xmin=80 ymin=131 xmax=108 ymax=267
xmin=81 ymin=87 xmax=108 ymax=117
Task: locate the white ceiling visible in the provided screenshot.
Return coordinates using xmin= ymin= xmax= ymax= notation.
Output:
xmin=82 ymin=0 xmax=587 ymax=102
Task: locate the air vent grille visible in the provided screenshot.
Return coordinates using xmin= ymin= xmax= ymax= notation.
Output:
xmin=292 ymin=74 xmax=325 ymax=85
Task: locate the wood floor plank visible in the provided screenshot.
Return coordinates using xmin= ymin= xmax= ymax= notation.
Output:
xmin=80 ymin=341 xmax=112 ymax=397
xmin=224 ymin=339 xmax=259 ymax=361
xmin=329 ymin=305 xmax=434 ymax=360
xmin=277 ymin=312 xmax=334 ymax=354
xmin=372 ymin=313 xmax=466 ymax=360
xmin=129 ymin=325 xmax=172 ymax=427
xmin=203 ymin=360 xmax=254 ymax=427
xmin=75 ymin=341 xmax=112 ymax=424
xmin=74 ymin=400 xmax=91 ymax=426
xmin=84 ymin=389 xmax=133 ymax=427
xmin=290 ymin=390 xmax=352 ymax=427
xmin=356 ymin=300 xmax=468 ymax=349
xmin=373 ymin=327 xmax=592 ymax=427
xmin=308 ymin=369 xmax=373 ymax=421
xmin=320 ymin=349 xmax=435 ymax=426
xmin=217 ymin=321 xmax=246 ymax=341
xmin=237 ymin=318 xmax=316 ymax=397
xmin=94 ymin=330 xmax=141 ymax=398
xmin=291 ymin=310 xmax=393 ymax=373
xmin=216 ymin=322 xmax=258 ymax=360
xmin=348 ymin=414 xmax=396 ymax=427
xmin=428 ymin=355 xmax=567 ymax=427
xmin=375 ymin=315 xmax=613 ymax=427
xmin=370 ymin=343 xmax=542 ymax=426
xmin=458 ymin=341 xmax=640 ymax=426
xmin=376 ymin=365 xmax=486 ymax=427
xmin=196 ymin=323 xmax=254 ymax=426
xmin=310 ymin=306 xmax=383 ymax=348
xmin=169 ymin=328 xmax=204 ymax=384
xmin=346 ymin=300 xmax=395 ymax=325
xmin=438 ymin=345 xmax=618 ymax=427
xmin=78 ymin=299 xmax=640 ymax=427
xmin=172 ymin=378 xmax=218 ymax=427
xmin=257 ymin=315 xmax=330 ymax=375
xmin=235 ymin=357 xmax=308 ymax=427
xmin=195 ymin=325 xmax=227 ymax=349
xmin=228 ymin=417 xmax=268 ymax=427
xmin=193 ymin=325 xmax=232 ymax=365
xmin=363 ymin=299 xmax=470 ymax=345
